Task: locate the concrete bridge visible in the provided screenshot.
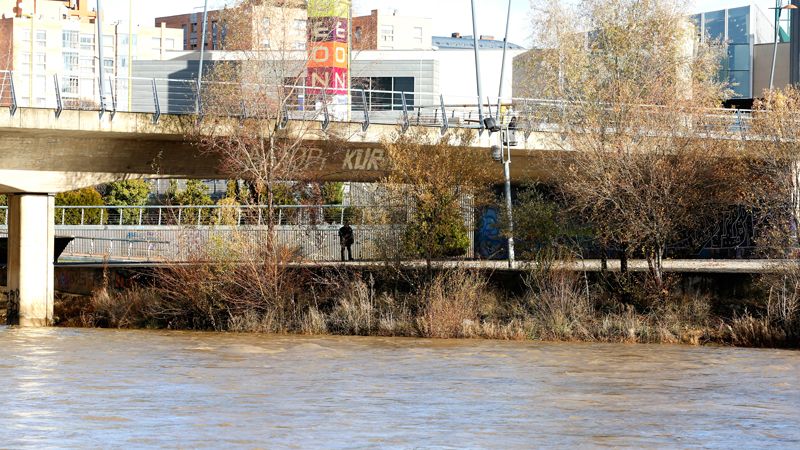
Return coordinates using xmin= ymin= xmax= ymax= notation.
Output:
xmin=0 ymin=100 xmax=571 ymax=325
xmin=0 ymin=86 xmax=753 ymax=325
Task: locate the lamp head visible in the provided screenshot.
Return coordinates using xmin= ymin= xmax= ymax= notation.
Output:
xmin=483 ymin=117 xmax=501 ymax=133
xmin=491 ymin=145 xmax=502 ymax=162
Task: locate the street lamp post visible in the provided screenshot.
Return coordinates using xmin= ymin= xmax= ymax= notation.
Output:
xmin=492 ymin=127 xmax=515 ymax=269
xmin=470 ymin=0 xmax=485 ymax=130
xmin=196 ymin=0 xmax=210 ymax=114
xmin=97 ymin=0 xmax=106 ymax=113
xmin=770 ymin=1 xmax=798 ymax=90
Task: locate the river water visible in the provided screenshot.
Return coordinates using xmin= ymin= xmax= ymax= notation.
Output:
xmin=0 ymin=327 xmax=798 ymax=448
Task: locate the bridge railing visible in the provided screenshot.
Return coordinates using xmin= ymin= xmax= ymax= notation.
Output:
xmin=0 ymin=204 xmax=414 ymax=227
xmin=0 ymin=69 xmax=760 ymax=134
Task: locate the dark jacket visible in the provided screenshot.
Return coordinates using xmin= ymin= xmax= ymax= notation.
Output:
xmin=339 ymin=224 xmax=354 ymax=246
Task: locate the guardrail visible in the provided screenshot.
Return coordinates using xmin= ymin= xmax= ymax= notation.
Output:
xmin=0 ymin=70 xmax=754 ymax=134
xmin=65 ymin=235 xmax=170 ymax=260
xmin=0 ymin=204 xmax=413 ymax=227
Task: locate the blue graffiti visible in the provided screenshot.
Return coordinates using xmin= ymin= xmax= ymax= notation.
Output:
xmin=476 ymin=207 xmax=507 ymax=259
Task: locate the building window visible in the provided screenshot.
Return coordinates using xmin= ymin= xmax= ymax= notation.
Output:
xmin=152 ymin=37 xmax=162 ymax=50
xmin=61 ymin=76 xmax=79 ymax=95
xmin=381 ymin=25 xmax=394 ymax=42
xmin=413 ymin=27 xmax=423 ymax=45
xmin=35 ymin=75 xmax=46 ymax=106
xmin=80 ymin=33 xmax=94 ymax=51
xmin=63 ymin=52 xmax=79 ymax=72
xmin=727 ymin=6 xmax=748 ymax=44
xmin=79 ymin=56 xmax=94 ymax=74
xmin=36 ymin=30 xmax=47 ymax=47
xmin=62 ymin=30 xmax=79 ymax=49
xmin=703 ymin=10 xmax=725 ymax=41
xmin=294 ymin=19 xmax=307 ymax=31
xmin=18 ymin=52 xmax=30 ymax=74
xmin=34 ymin=53 xmax=45 ymax=72
xmin=293 ymin=41 xmax=306 ymax=50
xmin=354 ymin=26 xmax=362 ymax=42
xmin=165 ymin=38 xmax=176 ymax=49
xmin=352 ymin=76 xmax=414 ymax=111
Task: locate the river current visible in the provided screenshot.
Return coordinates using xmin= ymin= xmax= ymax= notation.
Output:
xmin=0 ymin=327 xmax=798 ymax=448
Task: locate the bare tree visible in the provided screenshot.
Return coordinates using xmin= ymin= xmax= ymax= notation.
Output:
xmin=195 ymin=0 xmax=348 ymax=247
xmin=519 ymin=0 xmax=748 ymax=288
xmin=751 ymin=87 xmax=800 ymax=253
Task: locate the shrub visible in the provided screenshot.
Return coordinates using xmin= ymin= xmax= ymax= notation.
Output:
xmin=55 ymin=187 xmax=105 ymax=225
xmin=404 ymin=203 xmax=470 ymax=260
xmin=103 ymin=180 xmax=151 ymax=225
xmin=415 ymin=270 xmax=486 ymax=338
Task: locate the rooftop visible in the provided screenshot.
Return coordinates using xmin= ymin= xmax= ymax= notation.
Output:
xmin=433 ymin=34 xmax=525 ymax=50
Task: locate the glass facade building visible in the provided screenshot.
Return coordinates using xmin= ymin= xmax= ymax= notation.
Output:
xmin=692 ymin=6 xmax=753 ymax=98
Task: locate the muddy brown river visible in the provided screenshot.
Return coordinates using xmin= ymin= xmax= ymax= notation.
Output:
xmin=0 ymin=327 xmax=797 ymax=448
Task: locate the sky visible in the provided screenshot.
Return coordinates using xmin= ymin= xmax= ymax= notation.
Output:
xmin=97 ymin=0 xmax=783 ymax=49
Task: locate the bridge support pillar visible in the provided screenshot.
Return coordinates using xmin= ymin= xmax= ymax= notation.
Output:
xmin=6 ymin=194 xmax=55 ymax=327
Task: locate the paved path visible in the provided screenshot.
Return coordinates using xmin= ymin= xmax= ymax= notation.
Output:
xmin=53 ymin=259 xmax=793 ymax=274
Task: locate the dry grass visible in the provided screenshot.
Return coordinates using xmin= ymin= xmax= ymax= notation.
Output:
xmin=65 ymin=254 xmax=798 ymax=349
xmin=415 ymin=270 xmax=485 ymax=338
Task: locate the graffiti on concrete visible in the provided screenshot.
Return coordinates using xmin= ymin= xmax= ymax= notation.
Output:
xmin=342 ymin=148 xmax=385 ymax=171
xmin=476 ymin=207 xmax=507 ymax=259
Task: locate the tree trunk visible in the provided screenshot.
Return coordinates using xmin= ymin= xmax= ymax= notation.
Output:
xmin=647 ymin=245 xmax=664 ymax=290
xmin=620 ymin=243 xmax=628 ymax=274
xmin=601 ymin=245 xmax=608 ymax=272
xmin=791 ymin=159 xmax=800 ymax=248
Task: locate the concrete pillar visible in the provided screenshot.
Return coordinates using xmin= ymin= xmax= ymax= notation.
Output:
xmin=6 ymin=194 xmax=55 ymax=327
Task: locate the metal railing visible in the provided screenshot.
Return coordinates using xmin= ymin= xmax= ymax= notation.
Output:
xmin=0 ymin=204 xmax=415 ymax=227
xmin=0 ymin=70 xmax=758 ymax=134
xmin=64 ymin=235 xmax=170 ymax=260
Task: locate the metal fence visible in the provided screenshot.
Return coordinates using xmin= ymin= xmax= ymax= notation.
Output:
xmin=52 ymin=225 xmax=423 ymax=262
xmin=0 ymin=70 xmax=756 ymax=134
xmin=36 ymin=204 xmax=402 ymax=227
xmin=0 ymin=204 xmax=476 ymax=261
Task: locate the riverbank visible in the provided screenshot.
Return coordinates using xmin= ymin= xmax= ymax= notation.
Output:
xmin=36 ymin=264 xmax=794 ymax=349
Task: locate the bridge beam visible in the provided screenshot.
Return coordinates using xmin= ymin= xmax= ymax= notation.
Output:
xmin=6 ymin=194 xmax=55 ymax=327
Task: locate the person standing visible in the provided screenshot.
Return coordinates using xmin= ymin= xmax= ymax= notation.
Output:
xmin=338 ymin=220 xmax=354 ymax=261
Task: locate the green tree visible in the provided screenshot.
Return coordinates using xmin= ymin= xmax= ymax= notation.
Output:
xmin=174 ymin=180 xmax=214 ymax=225
xmin=103 ymin=180 xmax=151 ymax=225
xmin=404 ymin=202 xmax=470 ymax=259
xmin=55 ymin=187 xmax=105 ymax=225
xmin=383 ymin=130 xmax=493 ymax=269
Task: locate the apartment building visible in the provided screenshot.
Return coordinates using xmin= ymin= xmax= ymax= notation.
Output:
xmin=155 ymin=2 xmax=308 ymax=52
xmin=0 ymin=0 xmax=182 ymax=108
xmin=352 ymin=9 xmax=432 ymax=51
